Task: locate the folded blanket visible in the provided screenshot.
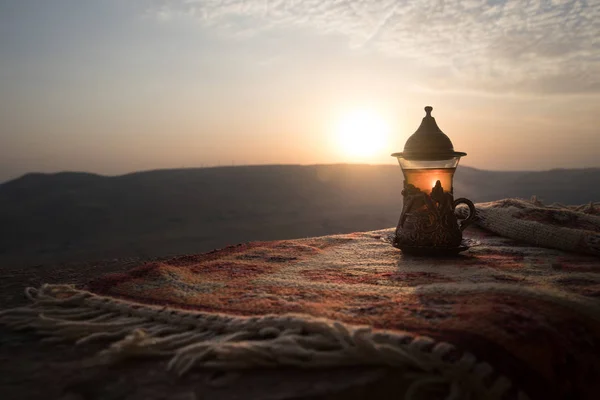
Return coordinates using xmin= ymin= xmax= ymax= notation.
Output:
xmin=456 ymin=198 xmax=600 ymax=256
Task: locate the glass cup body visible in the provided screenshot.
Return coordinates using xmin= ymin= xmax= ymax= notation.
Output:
xmin=396 ymin=157 xmax=461 ymax=193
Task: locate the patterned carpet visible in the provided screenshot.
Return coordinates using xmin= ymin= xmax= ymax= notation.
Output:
xmin=2 ymin=199 xmax=600 ymax=399
xmin=81 ymin=226 xmax=600 ymax=399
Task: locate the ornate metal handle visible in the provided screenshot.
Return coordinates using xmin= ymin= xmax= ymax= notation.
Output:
xmin=453 ymin=198 xmax=476 ymax=231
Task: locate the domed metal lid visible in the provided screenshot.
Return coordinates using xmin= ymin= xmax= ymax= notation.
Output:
xmin=391 ymin=106 xmax=466 ymax=161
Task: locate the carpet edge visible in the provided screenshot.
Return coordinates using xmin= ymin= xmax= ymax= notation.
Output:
xmin=0 ymin=284 xmax=529 ymax=400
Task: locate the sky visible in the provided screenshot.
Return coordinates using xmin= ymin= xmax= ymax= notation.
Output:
xmin=0 ymin=0 xmax=599 ymax=182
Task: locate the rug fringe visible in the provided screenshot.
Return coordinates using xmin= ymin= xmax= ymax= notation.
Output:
xmin=0 ymin=284 xmax=528 ymax=400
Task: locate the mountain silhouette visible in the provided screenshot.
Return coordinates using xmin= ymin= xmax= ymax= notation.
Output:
xmin=1 ymin=164 xmax=599 ymax=266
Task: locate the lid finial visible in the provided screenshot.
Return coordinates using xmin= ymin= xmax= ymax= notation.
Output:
xmin=424 ymin=106 xmax=433 ymax=117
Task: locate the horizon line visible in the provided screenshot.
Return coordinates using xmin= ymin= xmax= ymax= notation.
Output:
xmin=3 ymin=163 xmax=600 ymax=185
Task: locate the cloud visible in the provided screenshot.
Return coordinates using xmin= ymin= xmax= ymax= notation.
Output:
xmin=147 ymin=0 xmax=600 ymax=95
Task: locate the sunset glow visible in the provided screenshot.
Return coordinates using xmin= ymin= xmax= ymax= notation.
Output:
xmin=0 ymin=1 xmax=598 ymax=181
xmin=334 ymin=110 xmax=390 ymax=159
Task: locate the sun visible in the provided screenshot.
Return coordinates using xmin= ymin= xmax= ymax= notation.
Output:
xmin=334 ymin=109 xmax=390 ymax=159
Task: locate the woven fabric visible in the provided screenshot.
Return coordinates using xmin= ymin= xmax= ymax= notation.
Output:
xmin=2 ymin=199 xmax=600 ymax=399
xmin=455 ymin=198 xmax=600 ymax=256
xmin=80 ymin=225 xmax=600 ymax=399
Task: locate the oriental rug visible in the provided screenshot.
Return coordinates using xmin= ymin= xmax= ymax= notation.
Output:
xmin=2 ymin=199 xmax=600 ymax=400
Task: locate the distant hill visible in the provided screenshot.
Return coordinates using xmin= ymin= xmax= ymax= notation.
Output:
xmin=1 ymin=164 xmax=599 ymax=266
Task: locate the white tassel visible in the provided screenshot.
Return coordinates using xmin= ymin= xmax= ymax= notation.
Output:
xmin=0 ymin=284 xmax=522 ymax=400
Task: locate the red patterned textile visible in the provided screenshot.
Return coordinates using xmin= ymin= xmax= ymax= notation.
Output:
xmin=88 ymin=226 xmax=600 ymax=399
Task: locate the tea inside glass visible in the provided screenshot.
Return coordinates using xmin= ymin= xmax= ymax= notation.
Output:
xmin=397 ymin=157 xmax=461 ymax=193
xmin=402 ymin=168 xmax=456 ymax=193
